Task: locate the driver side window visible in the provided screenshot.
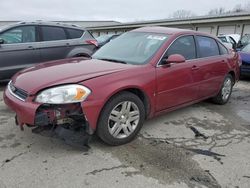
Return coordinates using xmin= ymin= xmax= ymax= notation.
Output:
xmin=0 ymin=26 xmax=36 ymax=44
xmin=164 ymin=35 xmax=196 ymax=61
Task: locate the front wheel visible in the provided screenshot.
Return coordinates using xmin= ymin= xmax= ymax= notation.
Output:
xmin=97 ymin=92 xmax=145 ymax=146
xmin=212 ymin=74 xmax=233 ymax=105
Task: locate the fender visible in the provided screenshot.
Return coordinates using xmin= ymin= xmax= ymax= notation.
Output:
xmin=67 ymin=47 xmax=94 ymax=58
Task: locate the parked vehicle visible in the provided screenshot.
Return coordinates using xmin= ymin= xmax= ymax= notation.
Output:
xmin=237 ymin=34 xmax=250 ymax=49
xmin=217 ymin=34 xmax=240 ymax=50
xmin=0 ymin=21 xmax=98 ymax=81
xmin=96 ymin=34 xmax=120 ymax=48
xmin=238 ymin=44 xmax=250 ymax=77
xmin=218 ymin=34 xmax=240 ymax=44
xmin=4 ymin=27 xmax=240 ymax=146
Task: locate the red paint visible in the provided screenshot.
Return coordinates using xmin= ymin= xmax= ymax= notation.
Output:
xmin=4 ymin=27 xmax=240 ymax=130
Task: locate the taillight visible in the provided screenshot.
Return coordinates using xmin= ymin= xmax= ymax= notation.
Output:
xmin=86 ymin=40 xmax=98 ymax=47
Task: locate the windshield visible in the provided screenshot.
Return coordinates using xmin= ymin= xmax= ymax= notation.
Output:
xmin=0 ymin=25 xmax=7 ymax=32
xmin=96 ymin=34 xmax=113 ymax=43
xmin=218 ymin=36 xmax=227 ymax=43
xmin=240 ymin=35 xmax=250 ymax=46
xmin=241 ymin=44 xmax=250 ymax=53
xmin=92 ymin=32 xmax=169 ymax=65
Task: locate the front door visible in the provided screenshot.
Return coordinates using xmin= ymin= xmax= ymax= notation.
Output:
xmin=0 ymin=25 xmax=40 ymax=80
xmin=155 ymin=35 xmax=198 ymax=111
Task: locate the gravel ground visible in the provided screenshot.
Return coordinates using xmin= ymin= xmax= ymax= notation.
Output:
xmin=0 ymin=80 xmax=250 ymax=188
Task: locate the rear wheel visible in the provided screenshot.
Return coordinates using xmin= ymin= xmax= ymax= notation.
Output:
xmin=74 ymin=53 xmax=90 ymax=58
xmin=212 ymin=74 xmax=233 ymax=105
xmin=97 ymin=92 xmax=145 ymax=146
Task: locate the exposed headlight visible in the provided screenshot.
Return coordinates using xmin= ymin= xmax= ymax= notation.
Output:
xmin=35 ymin=84 xmax=91 ymax=104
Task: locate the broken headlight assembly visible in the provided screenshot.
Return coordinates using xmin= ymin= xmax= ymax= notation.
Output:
xmin=35 ymin=84 xmax=91 ymax=104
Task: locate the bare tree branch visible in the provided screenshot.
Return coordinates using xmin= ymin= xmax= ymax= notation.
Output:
xmin=171 ymin=10 xmax=195 ymax=19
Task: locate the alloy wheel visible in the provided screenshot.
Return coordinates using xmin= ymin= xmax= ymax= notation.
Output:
xmin=108 ymin=101 xmax=140 ymax=139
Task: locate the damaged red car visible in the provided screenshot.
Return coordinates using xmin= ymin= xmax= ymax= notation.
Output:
xmin=4 ymin=27 xmax=240 ymax=146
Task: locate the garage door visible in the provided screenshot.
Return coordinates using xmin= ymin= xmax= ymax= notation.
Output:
xmin=197 ymin=27 xmax=212 ymax=34
xmin=218 ymin=25 xmax=236 ymax=35
xmin=243 ymin=25 xmax=250 ymax=35
xmin=179 ymin=27 xmax=193 ymax=30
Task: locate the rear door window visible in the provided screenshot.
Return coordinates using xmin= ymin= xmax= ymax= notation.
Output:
xmin=196 ymin=36 xmax=220 ymax=58
xmin=166 ymin=35 xmax=196 ymax=60
xmin=41 ymin=26 xmax=67 ymax=41
xmin=66 ymin=28 xmax=84 ymax=39
xmin=218 ymin=42 xmax=229 ymax=55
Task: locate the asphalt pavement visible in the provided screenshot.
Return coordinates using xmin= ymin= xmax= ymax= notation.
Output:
xmin=0 ymin=80 xmax=250 ymax=188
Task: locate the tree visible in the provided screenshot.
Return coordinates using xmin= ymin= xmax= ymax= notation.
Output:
xmin=208 ymin=8 xmax=225 ymax=15
xmin=233 ymin=4 xmax=244 ymax=13
xmin=171 ymin=10 xmax=195 ymax=19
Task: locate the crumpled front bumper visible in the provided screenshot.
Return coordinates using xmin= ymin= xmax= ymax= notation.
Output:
xmin=3 ymin=87 xmax=40 ymax=126
xmin=3 ymin=86 xmax=95 ymax=135
xmin=4 ymin=86 xmax=94 ymax=147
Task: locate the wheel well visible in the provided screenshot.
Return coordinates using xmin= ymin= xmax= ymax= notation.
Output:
xmin=228 ymin=71 xmax=236 ymax=85
xmin=110 ymin=88 xmax=150 ymax=119
xmin=74 ymin=53 xmax=90 ymax=58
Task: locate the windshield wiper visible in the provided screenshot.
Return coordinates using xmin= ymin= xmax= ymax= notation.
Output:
xmin=98 ymin=58 xmax=127 ymax=64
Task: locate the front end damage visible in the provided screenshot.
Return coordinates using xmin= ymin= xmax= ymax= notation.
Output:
xmin=26 ymin=103 xmax=93 ymax=148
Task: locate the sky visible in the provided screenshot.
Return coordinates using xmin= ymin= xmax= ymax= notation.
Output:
xmin=0 ymin=0 xmax=250 ymax=22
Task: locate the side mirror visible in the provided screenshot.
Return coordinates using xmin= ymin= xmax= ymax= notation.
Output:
xmin=0 ymin=38 xmax=4 ymax=44
xmin=164 ymin=54 xmax=186 ymax=65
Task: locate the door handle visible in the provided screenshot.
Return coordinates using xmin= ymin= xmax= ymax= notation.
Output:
xmin=27 ymin=46 xmax=34 ymax=50
xmin=191 ymin=65 xmax=199 ymax=71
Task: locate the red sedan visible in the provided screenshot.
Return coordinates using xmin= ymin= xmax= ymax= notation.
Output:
xmin=4 ymin=27 xmax=240 ymax=145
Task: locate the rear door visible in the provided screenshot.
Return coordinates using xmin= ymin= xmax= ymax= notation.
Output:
xmin=38 ymin=26 xmax=71 ymax=62
xmin=155 ymin=35 xmax=199 ymax=111
xmin=193 ymin=36 xmax=229 ymax=98
xmin=0 ymin=25 xmax=40 ymax=80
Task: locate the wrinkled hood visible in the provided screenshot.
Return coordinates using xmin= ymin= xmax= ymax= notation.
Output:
xmin=239 ymin=52 xmax=250 ymax=65
xmin=12 ymin=58 xmax=135 ymax=94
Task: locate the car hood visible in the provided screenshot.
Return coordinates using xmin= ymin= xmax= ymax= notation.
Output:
xmin=12 ymin=58 xmax=135 ymax=95
xmin=239 ymin=52 xmax=250 ymax=65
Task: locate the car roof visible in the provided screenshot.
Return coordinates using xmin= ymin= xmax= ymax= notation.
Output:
xmin=1 ymin=21 xmax=85 ymax=31
xmin=132 ymin=26 xmax=212 ymax=37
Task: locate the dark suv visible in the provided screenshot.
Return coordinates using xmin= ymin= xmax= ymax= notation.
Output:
xmin=0 ymin=21 xmax=98 ymax=81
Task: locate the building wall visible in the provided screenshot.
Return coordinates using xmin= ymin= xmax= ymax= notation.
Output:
xmin=90 ymin=22 xmax=250 ymax=37
xmin=88 ymin=14 xmax=250 ymax=37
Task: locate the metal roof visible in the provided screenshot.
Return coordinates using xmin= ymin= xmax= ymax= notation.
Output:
xmin=87 ymin=12 xmax=250 ymax=30
xmin=0 ymin=20 xmax=120 ymax=28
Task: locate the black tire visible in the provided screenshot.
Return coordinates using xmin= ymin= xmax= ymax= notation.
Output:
xmin=97 ymin=91 xmax=145 ymax=146
xmin=212 ymin=74 xmax=233 ymax=105
xmin=74 ymin=53 xmax=90 ymax=58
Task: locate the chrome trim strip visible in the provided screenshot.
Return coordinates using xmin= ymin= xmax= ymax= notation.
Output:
xmin=8 ymin=81 xmax=25 ymax=102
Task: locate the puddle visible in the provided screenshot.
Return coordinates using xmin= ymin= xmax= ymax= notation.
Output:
xmin=187 ymin=148 xmax=225 ymax=165
xmin=98 ymin=137 xmax=220 ymax=188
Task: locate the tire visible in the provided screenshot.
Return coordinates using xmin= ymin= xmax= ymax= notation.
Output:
xmin=212 ymin=74 xmax=233 ymax=105
xmin=74 ymin=53 xmax=90 ymax=58
xmin=97 ymin=91 xmax=145 ymax=146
